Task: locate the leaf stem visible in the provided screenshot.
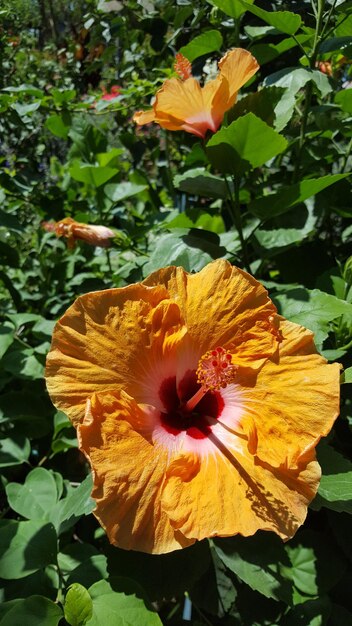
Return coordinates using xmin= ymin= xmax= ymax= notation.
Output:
xmin=224 ymin=176 xmax=251 ymax=272
xmin=293 ymin=0 xmax=326 ymax=182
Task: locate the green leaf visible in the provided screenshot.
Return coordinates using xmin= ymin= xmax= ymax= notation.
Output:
xmin=86 ymin=578 xmax=162 ymax=626
xmin=69 ymin=163 xmax=118 ymax=187
xmin=173 ymin=168 xmax=230 ymax=199
xmin=0 ymin=391 xmax=52 ymax=438
xmin=211 ymin=549 xmax=238 ymax=613
xmin=46 ymin=113 xmax=71 ymax=139
xmin=67 ymin=555 xmax=109 ymax=589
xmin=0 ymin=520 xmax=57 ymax=579
xmin=179 ymin=30 xmax=223 ymax=62
xmin=282 ymin=598 xmax=332 ymax=626
xmin=107 ymin=540 xmax=211 ymax=602
xmin=58 ymin=543 xmax=101 ymax=576
xmin=52 ymin=473 xmax=95 ymax=534
xmin=264 ymin=68 xmax=332 ymax=130
xmin=250 ymin=34 xmax=312 ymax=65
xmin=6 ymin=313 xmax=41 ymax=329
xmin=104 ymin=181 xmax=148 ymax=202
xmin=249 ymin=174 xmax=349 ymax=220
xmin=0 ymin=596 xmax=62 ymax=626
xmin=50 ymin=88 xmax=76 ymax=105
xmin=285 ymin=530 xmax=346 ymax=596
xmin=0 ymin=240 xmax=19 ymax=267
xmin=227 ymin=86 xmax=286 ymax=127
xmin=0 ymin=435 xmax=31 ymax=467
xmin=342 ymin=366 xmax=352 ymax=383
xmin=335 ymin=88 xmax=352 ymax=114
xmin=0 ymin=207 xmax=23 ymax=232
xmin=0 ymin=322 xmax=15 ymax=358
xmin=207 ymin=113 xmax=287 ymax=175
xmin=2 ymin=84 xmax=44 ymax=97
xmin=32 ymin=318 xmax=56 ymax=339
xmin=143 ymin=229 xmax=227 ymax=275
xmin=11 ymin=101 xmax=41 ymax=117
xmin=318 ymin=36 xmax=352 ymax=54
xmin=2 ymin=345 xmax=44 ymax=379
xmin=311 ymin=443 xmax=352 ymax=513
xmin=238 ymin=1 xmax=302 ymax=34
xmin=165 ymin=208 xmax=225 ymax=234
xmin=254 ymin=203 xmax=318 ymax=251
xmin=1 ymin=566 xmax=59 ymax=601
xmin=274 ymin=287 xmax=352 ymax=348
xmin=6 ymin=468 xmax=59 ymax=521
xmin=213 ymin=533 xmax=293 ymax=603
xmin=97 ymin=148 xmax=124 ymax=168
xmin=208 ymin=0 xmax=254 ymax=19
xmin=64 ymin=584 xmax=93 ymax=626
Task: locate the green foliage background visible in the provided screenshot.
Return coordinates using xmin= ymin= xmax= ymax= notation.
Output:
xmin=0 ymin=0 xmax=352 ymax=624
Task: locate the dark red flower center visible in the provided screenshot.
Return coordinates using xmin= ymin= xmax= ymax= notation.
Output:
xmin=159 ymin=370 xmax=224 ymax=440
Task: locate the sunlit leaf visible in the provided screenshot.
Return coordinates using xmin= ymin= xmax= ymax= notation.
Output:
xmin=207 ymin=113 xmax=287 ymax=175
xmin=64 ymin=584 xmax=93 ymax=626
xmin=86 ymin=578 xmax=162 ymax=626
xmin=6 ymin=468 xmax=59 ymax=520
xmin=179 ymin=30 xmax=223 ymax=61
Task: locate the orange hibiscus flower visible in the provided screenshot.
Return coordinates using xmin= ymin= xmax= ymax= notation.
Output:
xmin=42 ymin=217 xmax=115 ymax=249
xmin=45 ymin=260 xmax=340 ymax=554
xmin=133 ymin=48 xmax=259 ymax=138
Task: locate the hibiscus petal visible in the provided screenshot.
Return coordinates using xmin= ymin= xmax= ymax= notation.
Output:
xmin=151 ymin=77 xmax=219 ymax=137
xmin=133 ymin=108 xmax=156 ymax=125
xmin=161 ymin=434 xmax=320 ymax=543
xmin=216 ymin=48 xmax=260 ymax=109
xmin=46 ymin=285 xmax=186 ymax=425
xmin=78 ymin=391 xmax=192 ymax=553
xmin=143 ymin=260 xmax=278 ymax=366
xmin=238 ymin=319 xmax=341 ymax=468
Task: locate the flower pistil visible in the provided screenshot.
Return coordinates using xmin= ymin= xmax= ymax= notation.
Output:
xmin=183 ymin=346 xmax=238 ymax=413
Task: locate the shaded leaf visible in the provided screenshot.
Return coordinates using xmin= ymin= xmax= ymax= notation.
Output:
xmin=0 ymin=596 xmax=62 ymax=626
xmin=107 ymin=540 xmax=211 ymax=602
xmin=249 ymin=174 xmax=349 ymax=220
xmin=281 ymin=597 xmax=331 ymax=626
xmin=0 ymin=435 xmax=31 ymax=467
xmin=213 ymin=533 xmax=293 ymax=603
xmin=174 ymin=168 xmax=230 ymax=199
xmin=67 ymin=555 xmax=108 ymax=589
xmin=227 ymin=86 xmax=285 ymax=127
xmin=311 ymin=443 xmax=352 ymax=514
xmin=0 ymin=521 xmax=57 ymax=579
xmin=318 ymin=36 xmax=352 ymax=54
